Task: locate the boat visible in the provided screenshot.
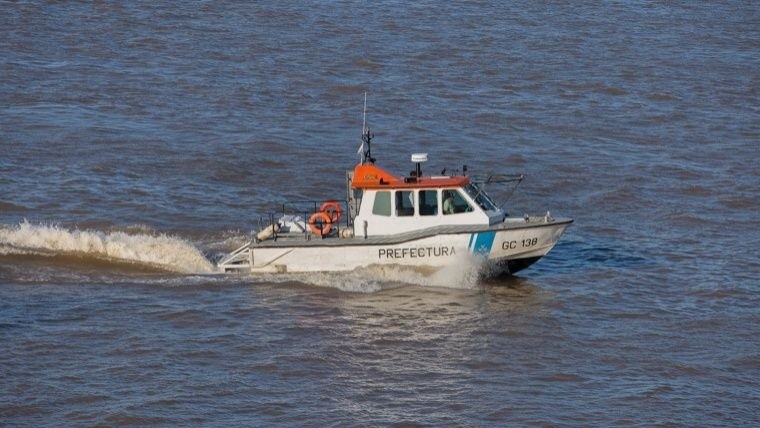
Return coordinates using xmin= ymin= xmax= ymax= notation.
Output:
xmin=218 ymin=113 xmax=572 ymax=277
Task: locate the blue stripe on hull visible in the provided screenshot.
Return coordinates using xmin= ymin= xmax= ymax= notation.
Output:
xmin=471 ymin=231 xmax=496 ymax=256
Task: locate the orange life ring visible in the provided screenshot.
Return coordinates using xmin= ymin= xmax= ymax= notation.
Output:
xmin=320 ymin=201 xmax=343 ymax=223
xmin=308 ymin=211 xmax=333 ymax=236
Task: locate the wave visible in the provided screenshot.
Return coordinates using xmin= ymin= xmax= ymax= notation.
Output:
xmin=0 ymin=200 xmax=30 ymax=212
xmin=0 ymin=221 xmax=215 ymax=274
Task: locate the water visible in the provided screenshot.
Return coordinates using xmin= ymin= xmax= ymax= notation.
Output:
xmin=1 ymin=1 xmax=758 ymax=425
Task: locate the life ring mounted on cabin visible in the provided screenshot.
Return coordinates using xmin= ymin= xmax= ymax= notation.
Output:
xmin=308 ymin=212 xmax=333 ymax=237
xmin=320 ymin=201 xmax=343 ymax=223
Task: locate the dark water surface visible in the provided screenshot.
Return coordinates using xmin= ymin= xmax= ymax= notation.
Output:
xmin=1 ymin=1 xmax=758 ymax=426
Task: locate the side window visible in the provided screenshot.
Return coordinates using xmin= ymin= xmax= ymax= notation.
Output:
xmin=442 ymin=189 xmax=472 ymax=215
xmin=372 ymin=191 xmax=391 ymax=216
xmin=395 ymin=190 xmax=414 ymax=216
xmin=419 ymin=190 xmax=438 ymax=216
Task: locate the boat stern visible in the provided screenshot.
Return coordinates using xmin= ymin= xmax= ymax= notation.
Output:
xmin=216 ymin=241 xmax=253 ymax=272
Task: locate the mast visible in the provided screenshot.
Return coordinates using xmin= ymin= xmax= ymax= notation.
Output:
xmin=360 ymin=92 xmax=375 ymax=165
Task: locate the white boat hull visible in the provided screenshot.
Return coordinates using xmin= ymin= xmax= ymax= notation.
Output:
xmin=218 ymin=218 xmax=571 ymax=277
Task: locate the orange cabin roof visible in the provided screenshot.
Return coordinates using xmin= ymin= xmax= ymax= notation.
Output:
xmin=352 ymin=164 xmax=470 ymax=189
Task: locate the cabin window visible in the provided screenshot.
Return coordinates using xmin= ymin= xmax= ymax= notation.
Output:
xmin=372 ymin=191 xmax=391 ymax=216
xmin=418 ymin=190 xmax=438 ymax=216
xmin=442 ymin=189 xmax=472 ymax=215
xmin=395 ymin=190 xmax=414 ymax=216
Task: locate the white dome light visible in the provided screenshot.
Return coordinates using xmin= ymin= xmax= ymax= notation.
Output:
xmin=411 ymin=153 xmax=428 ymax=163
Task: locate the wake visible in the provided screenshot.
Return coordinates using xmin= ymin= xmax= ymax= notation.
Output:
xmin=0 ymin=221 xmax=486 ymax=291
xmin=0 ymin=221 xmax=215 ymax=274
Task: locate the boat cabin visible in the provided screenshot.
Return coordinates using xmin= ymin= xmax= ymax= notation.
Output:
xmin=348 ymin=154 xmax=505 ymax=237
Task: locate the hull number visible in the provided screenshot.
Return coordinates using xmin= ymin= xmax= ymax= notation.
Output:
xmin=502 ymin=238 xmax=538 ymax=250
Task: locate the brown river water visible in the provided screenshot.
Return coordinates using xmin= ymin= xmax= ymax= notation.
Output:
xmin=1 ymin=1 xmax=758 ymax=426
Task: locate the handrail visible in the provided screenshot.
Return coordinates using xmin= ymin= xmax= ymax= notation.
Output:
xmin=255 ymin=199 xmax=351 ymax=241
xmin=469 ymin=173 xmax=525 ymax=184
xmin=469 ymin=173 xmax=525 ymax=211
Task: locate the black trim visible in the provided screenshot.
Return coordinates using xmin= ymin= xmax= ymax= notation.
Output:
xmin=506 ymin=256 xmax=542 ymax=274
xmin=482 ymin=256 xmax=543 ymax=278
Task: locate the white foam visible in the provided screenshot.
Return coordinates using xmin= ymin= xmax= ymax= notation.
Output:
xmin=0 ymin=221 xmax=215 ymax=273
xmin=256 ymin=254 xmax=485 ymax=293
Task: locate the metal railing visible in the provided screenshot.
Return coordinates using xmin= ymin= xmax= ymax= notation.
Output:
xmin=254 ymin=199 xmax=351 ymax=242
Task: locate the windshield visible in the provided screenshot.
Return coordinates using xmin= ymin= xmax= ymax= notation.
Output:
xmin=464 ymin=183 xmax=498 ymax=211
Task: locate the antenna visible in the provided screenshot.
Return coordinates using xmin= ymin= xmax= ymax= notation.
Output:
xmin=360 ymin=91 xmax=375 ymax=164
xmin=362 ymin=91 xmax=367 ymax=134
